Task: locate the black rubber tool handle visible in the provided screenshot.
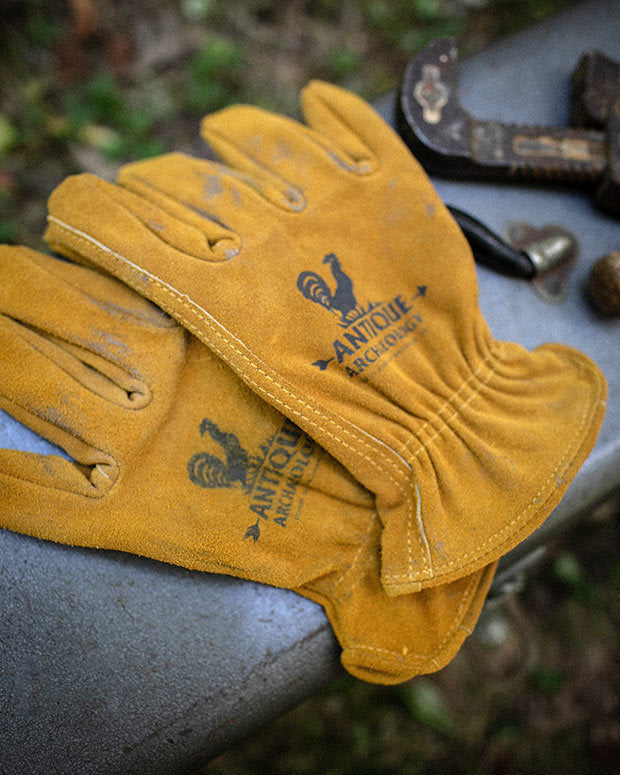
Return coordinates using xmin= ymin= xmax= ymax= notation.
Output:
xmin=447 ymin=205 xmax=536 ymax=279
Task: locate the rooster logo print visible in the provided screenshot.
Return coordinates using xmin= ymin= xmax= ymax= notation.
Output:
xmin=187 ymin=418 xmax=253 ymax=491
xmin=187 ymin=417 xmax=319 ymax=542
xmin=187 ymin=418 xmax=266 ymax=540
xmin=297 ymin=253 xmax=427 ymax=376
xmin=297 ymin=253 xmax=371 ymax=327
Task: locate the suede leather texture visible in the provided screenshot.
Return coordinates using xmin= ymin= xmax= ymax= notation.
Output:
xmin=0 ymin=245 xmax=496 ymax=684
xmin=44 ymin=81 xmax=607 ymax=597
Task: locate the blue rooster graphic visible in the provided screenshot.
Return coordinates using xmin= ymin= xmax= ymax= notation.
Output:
xmin=297 ymin=253 xmax=359 ymax=325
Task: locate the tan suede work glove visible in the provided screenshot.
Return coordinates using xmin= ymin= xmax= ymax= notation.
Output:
xmin=44 ymin=81 xmax=607 ymax=598
xmin=0 ymin=245 xmax=496 ymax=684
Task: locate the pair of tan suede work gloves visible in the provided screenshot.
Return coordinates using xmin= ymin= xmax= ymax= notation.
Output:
xmin=0 ymin=81 xmax=607 ymax=684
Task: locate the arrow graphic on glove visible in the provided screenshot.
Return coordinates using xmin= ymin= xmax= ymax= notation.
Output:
xmin=311 ymin=285 xmax=427 ymax=371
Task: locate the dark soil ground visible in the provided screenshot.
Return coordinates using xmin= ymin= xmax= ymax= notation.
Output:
xmin=1 ymin=2 xmax=618 ymax=773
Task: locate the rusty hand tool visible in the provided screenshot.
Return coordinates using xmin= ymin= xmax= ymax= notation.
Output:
xmin=571 ymin=50 xmax=620 ymax=129
xmin=588 ymin=250 xmax=620 ymax=316
xmin=397 ymin=38 xmax=620 ymax=216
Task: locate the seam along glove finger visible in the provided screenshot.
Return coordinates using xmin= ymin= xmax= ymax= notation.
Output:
xmin=44 ymin=81 xmax=607 ymax=598
xmin=0 ymin=244 xmax=496 ymax=684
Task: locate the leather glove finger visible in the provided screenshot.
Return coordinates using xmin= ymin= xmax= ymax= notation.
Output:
xmin=45 ymin=84 xmax=607 ymax=598
xmin=1 ymin=244 xmax=497 ymax=684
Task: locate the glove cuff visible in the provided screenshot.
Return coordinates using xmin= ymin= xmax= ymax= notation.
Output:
xmin=379 ymin=331 xmax=607 ymax=595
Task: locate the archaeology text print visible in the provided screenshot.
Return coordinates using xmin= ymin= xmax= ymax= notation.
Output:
xmin=297 ymin=253 xmax=427 ymax=378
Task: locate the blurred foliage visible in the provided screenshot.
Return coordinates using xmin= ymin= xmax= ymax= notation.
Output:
xmin=358 ymin=0 xmax=463 ymax=54
xmin=398 ymin=678 xmax=458 ymax=737
xmin=328 ymin=45 xmax=363 ymax=80
xmin=186 ymin=36 xmax=247 ymax=113
xmin=0 ymin=0 xmax=579 ymax=245
xmin=63 ymin=72 xmax=166 ymax=160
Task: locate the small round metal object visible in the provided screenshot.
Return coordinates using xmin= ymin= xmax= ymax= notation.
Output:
xmin=588 ymin=250 xmax=620 ymax=316
xmin=523 ymin=233 xmax=575 ymax=275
